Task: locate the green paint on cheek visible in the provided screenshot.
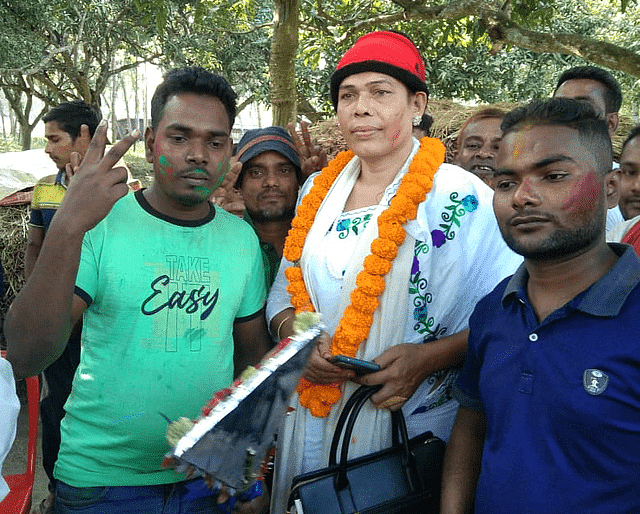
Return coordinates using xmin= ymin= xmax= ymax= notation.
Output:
xmin=158 ymin=154 xmax=175 ymax=177
xmin=212 ymin=162 xmax=229 ymax=190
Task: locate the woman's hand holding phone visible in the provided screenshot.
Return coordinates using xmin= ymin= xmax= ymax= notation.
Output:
xmin=302 ymin=332 xmax=356 ymax=384
xmin=327 ymin=355 xmax=381 ymax=375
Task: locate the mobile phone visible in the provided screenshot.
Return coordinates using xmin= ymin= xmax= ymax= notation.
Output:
xmin=329 ymin=355 xmax=381 ymax=375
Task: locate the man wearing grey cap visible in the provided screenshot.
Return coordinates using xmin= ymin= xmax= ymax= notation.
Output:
xmin=234 ymin=126 xmax=302 ymax=290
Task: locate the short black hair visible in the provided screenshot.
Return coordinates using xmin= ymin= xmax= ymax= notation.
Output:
xmin=415 ymin=113 xmax=433 ymax=132
xmin=150 ymin=67 xmax=237 ymax=131
xmin=621 ymin=125 xmax=640 ymax=155
xmin=502 ymin=98 xmax=613 ymax=176
xmin=43 ymin=100 xmax=101 ymax=140
xmin=554 ymin=66 xmax=622 ymax=114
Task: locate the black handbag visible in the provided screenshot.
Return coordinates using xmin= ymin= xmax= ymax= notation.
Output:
xmin=287 ymin=385 xmax=445 ymax=514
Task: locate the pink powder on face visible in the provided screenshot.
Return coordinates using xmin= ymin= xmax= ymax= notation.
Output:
xmin=389 ymin=112 xmax=405 ymax=145
xmin=561 ymin=171 xmax=601 ymax=213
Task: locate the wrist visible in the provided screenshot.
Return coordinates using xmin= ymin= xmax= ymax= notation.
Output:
xmin=49 ymin=204 xmax=93 ymax=240
xmin=46 ymin=218 xmax=87 ymax=247
xmin=276 ymin=315 xmax=294 ymax=341
xmin=270 ymin=309 xmax=295 ymax=340
xmin=419 ymin=331 xmax=468 ymax=373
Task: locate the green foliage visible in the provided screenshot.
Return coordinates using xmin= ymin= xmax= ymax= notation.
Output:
xmin=153 ymin=0 xmax=273 ymax=106
xmin=2 ymin=0 xmax=640 ymax=136
xmin=0 ymin=0 xmax=164 ymax=107
xmin=616 ymin=0 xmax=638 ymax=11
xmin=0 ymin=136 xmax=45 ymax=152
xmin=288 ymin=0 xmax=640 ymax=119
xmin=0 ymin=136 xmax=24 ymax=153
xmin=509 ymin=0 xmax=557 ymax=28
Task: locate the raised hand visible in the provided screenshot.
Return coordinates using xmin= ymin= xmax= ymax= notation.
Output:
xmin=64 ymin=125 xmax=90 ymax=184
xmin=210 ymin=157 xmax=245 ymax=217
xmin=65 ymin=151 xmax=81 ymax=184
xmin=287 ymin=120 xmax=328 ymax=181
xmin=57 ymin=121 xmax=139 ymax=234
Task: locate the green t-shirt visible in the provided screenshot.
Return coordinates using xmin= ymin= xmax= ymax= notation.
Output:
xmin=242 ymin=211 xmax=281 ymax=292
xmin=54 ymin=190 xmax=266 ymax=487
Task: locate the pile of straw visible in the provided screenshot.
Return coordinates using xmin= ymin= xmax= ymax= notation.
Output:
xmin=309 ymin=99 xmax=633 ymax=161
xmin=428 ymin=100 xmax=516 ymax=160
xmin=308 ymin=100 xmax=520 ymax=161
xmin=0 ymin=205 xmax=28 ymax=348
xmin=307 ymin=118 xmax=347 ymax=160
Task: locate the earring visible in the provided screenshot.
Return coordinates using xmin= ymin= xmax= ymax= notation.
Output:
xmin=413 ymin=115 xmax=422 ymax=126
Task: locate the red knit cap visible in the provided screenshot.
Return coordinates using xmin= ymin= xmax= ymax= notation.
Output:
xmin=330 ymin=31 xmax=429 ymax=108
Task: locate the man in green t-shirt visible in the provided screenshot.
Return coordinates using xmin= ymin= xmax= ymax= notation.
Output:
xmin=5 ymin=67 xmax=271 ymax=514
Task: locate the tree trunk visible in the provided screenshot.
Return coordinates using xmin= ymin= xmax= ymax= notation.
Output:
xmin=143 ymin=62 xmax=149 ymax=130
xmin=121 ymin=74 xmax=131 ymax=136
xmin=270 ymin=0 xmax=299 ymax=127
xmin=133 ymin=67 xmax=139 ymax=149
xmin=111 ymin=63 xmax=117 ymax=142
xmin=21 ymin=129 xmax=31 ymax=150
xmin=0 ymin=94 xmax=6 ymax=139
xmin=2 ymin=87 xmax=33 ymax=150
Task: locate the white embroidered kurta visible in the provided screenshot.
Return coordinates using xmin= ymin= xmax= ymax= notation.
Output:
xmin=267 ymin=139 xmax=522 ymax=513
xmin=1 ymin=357 xmax=20 ymax=501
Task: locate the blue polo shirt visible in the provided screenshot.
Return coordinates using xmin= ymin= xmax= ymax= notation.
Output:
xmin=455 ymin=243 xmax=640 ymax=514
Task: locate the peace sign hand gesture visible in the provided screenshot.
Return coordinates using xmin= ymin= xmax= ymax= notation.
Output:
xmin=287 ymin=120 xmax=328 ymax=181
xmin=210 ymin=157 xmax=246 ymax=217
xmin=56 ymin=121 xmax=140 ymax=235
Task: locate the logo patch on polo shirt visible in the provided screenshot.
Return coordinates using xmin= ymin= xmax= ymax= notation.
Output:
xmin=583 ymin=369 xmax=609 ymax=395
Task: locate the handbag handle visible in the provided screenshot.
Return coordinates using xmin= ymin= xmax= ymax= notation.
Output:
xmin=330 ymin=385 xmax=422 ymax=492
xmin=329 ymin=384 xmax=382 ymax=467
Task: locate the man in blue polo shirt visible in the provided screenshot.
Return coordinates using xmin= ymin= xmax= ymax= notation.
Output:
xmin=440 ymin=98 xmax=640 ymax=514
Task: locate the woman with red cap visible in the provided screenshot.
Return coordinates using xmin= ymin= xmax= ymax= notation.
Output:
xmin=266 ymin=31 xmax=520 ymax=512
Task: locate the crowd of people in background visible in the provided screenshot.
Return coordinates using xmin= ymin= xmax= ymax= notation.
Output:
xmin=1 ymin=28 xmax=639 ymax=514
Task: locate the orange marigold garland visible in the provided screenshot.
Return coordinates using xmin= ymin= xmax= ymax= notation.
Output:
xmin=283 ymin=138 xmax=445 ymax=417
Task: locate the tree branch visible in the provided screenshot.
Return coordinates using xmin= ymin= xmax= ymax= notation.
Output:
xmin=485 ymin=13 xmax=640 ymax=77
xmin=237 ymin=94 xmax=256 ymax=114
xmin=0 ymin=44 xmax=75 ymax=76
xmin=315 ymin=0 xmax=342 ymax=26
xmin=339 ymin=0 xmax=640 ymax=78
